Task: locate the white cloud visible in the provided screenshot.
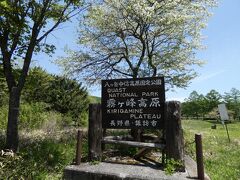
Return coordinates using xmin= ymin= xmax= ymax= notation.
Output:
xmin=193 ymin=70 xmax=226 ymax=83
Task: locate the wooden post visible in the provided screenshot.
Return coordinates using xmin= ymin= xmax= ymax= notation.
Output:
xmin=195 ymin=134 xmax=204 ymax=180
xmin=165 ymin=101 xmax=185 ymax=170
xmin=88 ymin=104 xmax=102 ymax=161
xmin=75 ymin=130 xmax=82 ymax=165
xmin=102 ymin=128 xmax=106 ymax=151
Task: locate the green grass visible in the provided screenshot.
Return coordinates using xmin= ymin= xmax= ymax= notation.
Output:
xmin=183 ymin=120 xmax=240 ymax=180
xmin=0 ymin=129 xmax=88 ymax=179
xmin=88 ymin=96 xmax=101 ymax=104
xmin=1 ymin=119 xmax=239 ymax=179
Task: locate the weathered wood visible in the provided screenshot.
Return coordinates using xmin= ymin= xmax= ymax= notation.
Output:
xmin=88 ymin=104 xmax=102 ymax=161
xmin=142 ymin=134 xmax=158 ymax=141
xmin=75 ymin=130 xmax=82 ymax=165
xmin=104 ymin=135 xmax=134 ymax=141
xmin=131 ymin=129 xmax=143 ymax=142
xmin=134 ymin=135 xmax=160 ymax=159
xmin=195 ymin=134 xmax=204 ymax=180
xmin=134 ymin=148 xmax=151 ymax=159
xmin=165 ymin=101 xmax=185 ymax=170
xmin=102 ymin=138 xmax=165 ymax=149
xmin=101 ymin=128 xmax=107 ymax=151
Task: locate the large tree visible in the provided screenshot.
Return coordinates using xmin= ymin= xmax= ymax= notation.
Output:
xmin=57 ymin=0 xmax=216 ymax=89
xmin=57 ymin=0 xmax=216 ymax=140
xmin=224 ymin=88 xmax=240 ymax=120
xmin=205 ymin=89 xmax=222 ymax=112
xmin=0 ymin=0 xmax=83 ymax=151
xmin=182 ymin=91 xmax=207 ymax=119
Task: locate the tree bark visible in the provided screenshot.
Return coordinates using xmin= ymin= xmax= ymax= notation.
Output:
xmin=5 ymin=87 xmax=21 ymax=152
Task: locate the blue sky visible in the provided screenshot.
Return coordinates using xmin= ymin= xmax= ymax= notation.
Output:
xmin=35 ymin=0 xmax=240 ymax=101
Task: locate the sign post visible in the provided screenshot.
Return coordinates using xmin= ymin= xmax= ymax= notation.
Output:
xmin=101 ymin=77 xmax=165 ymax=129
xmin=218 ymin=104 xmax=230 ymax=142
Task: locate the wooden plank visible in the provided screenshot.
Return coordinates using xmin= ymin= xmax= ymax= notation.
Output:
xmin=134 ymin=135 xmax=159 ymax=159
xmin=104 ymin=135 xmax=134 ymax=141
xmin=102 ymin=138 xmax=165 ymax=149
xmin=134 ymin=148 xmax=151 ymax=159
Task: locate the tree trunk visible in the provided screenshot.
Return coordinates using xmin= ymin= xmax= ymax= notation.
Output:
xmin=130 ymin=73 xmax=143 ymax=141
xmin=5 ymin=87 xmax=21 ymax=152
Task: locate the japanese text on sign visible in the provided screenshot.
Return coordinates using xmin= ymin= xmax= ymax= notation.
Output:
xmin=101 ymin=77 xmax=165 ymax=129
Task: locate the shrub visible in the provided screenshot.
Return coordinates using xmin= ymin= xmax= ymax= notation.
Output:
xmin=19 ymin=102 xmax=53 ymax=130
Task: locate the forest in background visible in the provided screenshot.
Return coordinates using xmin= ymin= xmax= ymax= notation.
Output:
xmin=1 ymin=65 xmax=239 ymax=131
xmin=0 ymin=66 xmax=101 ymax=131
xmin=182 ymin=88 xmax=240 ymax=120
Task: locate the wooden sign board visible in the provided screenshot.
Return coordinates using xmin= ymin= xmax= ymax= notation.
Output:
xmin=218 ymin=104 xmax=229 ymax=121
xmin=101 ymin=77 xmax=165 ymax=129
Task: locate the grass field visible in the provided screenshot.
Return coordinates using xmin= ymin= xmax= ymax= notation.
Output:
xmin=182 ymin=120 xmax=240 ymax=180
xmin=1 ymin=120 xmax=239 ymax=179
xmin=0 ymin=129 xmax=88 ymax=179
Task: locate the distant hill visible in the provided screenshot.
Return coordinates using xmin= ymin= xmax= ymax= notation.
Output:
xmin=89 ymin=96 xmax=101 ymax=104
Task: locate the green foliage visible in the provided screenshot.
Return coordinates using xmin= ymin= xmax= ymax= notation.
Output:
xmin=164 ymin=158 xmax=183 ymax=175
xmin=0 ymin=67 xmax=8 ymax=106
xmin=0 ymin=66 xmax=90 ymax=129
xmin=183 ymin=120 xmax=240 ymax=180
xmin=205 ymin=90 xmax=222 ymax=112
xmin=22 ymin=67 xmax=53 ymax=103
xmin=182 ymin=91 xmax=208 ymax=119
xmin=88 ymin=96 xmax=101 ymax=104
xmin=0 ymin=0 xmax=83 ymax=60
xmin=46 ymin=75 xmax=89 ymax=125
xmin=182 ymin=89 xmax=240 ymax=120
xmin=23 ymin=67 xmax=90 ymax=126
xmin=19 ymin=102 xmax=61 ymax=130
xmin=224 ymin=88 xmax=240 ymax=120
xmin=0 ymin=102 xmax=65 ymax=130
xmin=0 ymin=132 xmax=83 ymax=179
xmin=0 ymin=0 xmax=84 ymax=151
xmin=0 ymin=105 xmax=8 ymax=130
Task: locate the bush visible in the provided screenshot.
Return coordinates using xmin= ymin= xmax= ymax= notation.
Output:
xmin=45 ymin=75 xmax=89 ymax=124
xmin=19 ymin=102 xmax=48 ymax=129
xmin=0 ymin=138 xmax=78 ymax=179
xmin=0 ymin=101 xmax=88 ymax=132
xmin=1 ymin=67 xmax=90 ymax=128
xmin=19 ymin=102 xmax=85 ymax=130
xmin=0 ymin=102 xmax=74 ymax=131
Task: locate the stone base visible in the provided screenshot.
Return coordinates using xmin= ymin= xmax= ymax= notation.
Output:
xmin=64 ymin=156 xmax=210 ymax=180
